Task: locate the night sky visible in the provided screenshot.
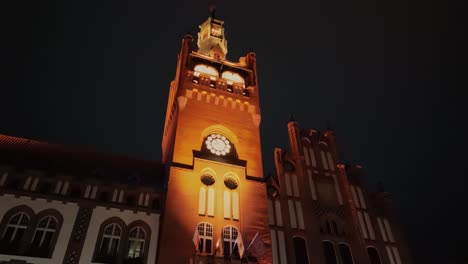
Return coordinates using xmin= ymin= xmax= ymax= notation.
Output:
xmin=2 ymin=0 xmax=464 ymax=263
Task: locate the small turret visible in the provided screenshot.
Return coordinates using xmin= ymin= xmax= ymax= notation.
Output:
xmin=197 ymin=7 xmax=228 ymax=60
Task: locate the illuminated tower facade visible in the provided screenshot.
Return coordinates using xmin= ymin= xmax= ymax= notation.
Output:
xmin=158 ymin=15 xmax=271 ymax=263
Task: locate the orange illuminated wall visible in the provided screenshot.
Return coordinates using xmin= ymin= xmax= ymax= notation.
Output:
xmin=157 ymin=17 xmax=271 ymax=263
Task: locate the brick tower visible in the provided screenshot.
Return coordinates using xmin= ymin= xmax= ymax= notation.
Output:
xmin=157 ymin=14 xmax=271 ymax=263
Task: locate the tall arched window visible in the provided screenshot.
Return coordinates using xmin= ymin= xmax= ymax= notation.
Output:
xmin=222 ymin=226 xmax=239 ymax=256
xmin=127 ymin=226 xmax=145 ymax=259
xmin=30 ymin=216 xmax=58 ymax=257
xmin=199 ymin=174 xmax=215 ymax=216
xmin=338 ymin=243 xmax=354 ymax=264
xmin=367 ymin=247 xmax=382 ymax=264
xmin=322 ymin=241 xmax=337 ymax=264
xmin=223 ymin=175 xmax=239 ymax=220
xmin=293 ymin=237 xmax=309 ymax=264
xmin=197 ymin=222 xmax=213 ymax=254
xmin=99 ymin=223 xmax=122 ymax=257
xmin=1 ymin=212 xmax=29 ymax=248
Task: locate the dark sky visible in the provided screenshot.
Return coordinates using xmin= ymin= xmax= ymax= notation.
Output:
xmin=2 ymin=0 xmax=464 ymax=263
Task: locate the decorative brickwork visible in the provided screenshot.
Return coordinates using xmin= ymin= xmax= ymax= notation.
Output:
xmin=62 ymin=207 xmax=92 ymax=264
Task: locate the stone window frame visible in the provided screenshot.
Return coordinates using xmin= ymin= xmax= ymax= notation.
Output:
xmin=92 ymin=217 xmax=151 ymax=264
xmin=125 ymin=220 xmax=151 ymax=263
xmin=28 ymin=209 xmax=63 ymax=258
xmin=0 ymin=205 xmax=63 ymax=258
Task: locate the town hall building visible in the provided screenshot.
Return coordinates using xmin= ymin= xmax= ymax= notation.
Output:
xmin=0 ymin=14 xmax=412 ymax=264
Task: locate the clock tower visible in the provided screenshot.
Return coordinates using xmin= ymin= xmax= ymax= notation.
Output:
xmin=157 ymin=15 xmax=271 ymax=263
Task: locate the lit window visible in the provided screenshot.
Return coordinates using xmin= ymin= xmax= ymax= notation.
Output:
xmin=222 ymin=226 xmax=239 ymax=256
xmin=221 ymin=71 xmax=245 ymax=85
xmin=194 ymin=64 xmax=219 ymax=77
xmin=197 ymin=222 xmax=213 ymax=254
xmin=31 ymin=216 xmax=57 ymax=249
xmin=199 ymin=174 xmax=216 ymax=216
xmin=223 ymin=176 xmax=239 ymax=220
xmin=99 ymin=224 xmax=121 ymax=257
xmin=127 ymin=227 xmax=145 ymax=258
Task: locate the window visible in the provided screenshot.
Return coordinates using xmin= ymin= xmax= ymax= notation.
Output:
xmin=292 ymin=174 xmax=300 ymax=197
xmin=274 ymin=199 xmax=283 ymax=226
xmin=30 ymin=216 xmax=57 ymax=256
xmin=99 ymin=224 xmax=122 ymax=257
xmin=338 ymin=244 xmax=354 ymax=264
xmin=322 ymin=241 xmax=337 ymax=264
xmin=1 ymin=212 xmax=29 ymax=249
xmin=221 ymin=71 xmax=245 ymax=85
xmin=327 ymin=152 xmax=335 ymax=171
xmin=222 ymin=226 xmax=238 ymax=256
xmin=267 ymin=199 xmax=275 ymax=225
xmin=199 ymin=174 xmax=215 ymax=216
xmin=127 ymin=227 xmax=145 ymax=259
xmin=284 ymin=172 xmax=292 ymax=196
xmin=367 ymin=247 xmax=382 ymax=264
xmin=223 ymin=175 xmax=239 ymax=220
xmin=194 ymin=64 xmax=219 ymax=77
xmin=197 ymin=222 xmax=213 ymax=254
xmin=293 ymin=237 xmax=309 ymax=264
xmin=320 ymin=151 xmax=329 ymax=170
xmin=94 ymin=219 xmax=150 ymax=263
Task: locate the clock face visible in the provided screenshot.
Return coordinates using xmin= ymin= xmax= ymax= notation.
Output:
xmin=205 ymin=134 xmax=231 ymax=156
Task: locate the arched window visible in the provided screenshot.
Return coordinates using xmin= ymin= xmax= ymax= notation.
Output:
xmin=222 ymin=226 xmax=239 ymax=256
xmin=293 ymin=237 xmax=309 ymax=264
xmin=194 ymin=64 xmax=219 ymax=77
xmin=221 ymin=71 xmax=245 ymax=85
xmin=197 ymin=222 xmax=213 ymax=254
xmin=367 ymin=247 xmax=382 ymax=264
xmin=99 ymin=223 xmax=122 ymax=257
xmin=322 ymin=241 xmax=337 ymax=264
xmin=127 ymin=226 xmax=145 ymax=259
xmin=1 ymin=212 xmax=29 ymax=246
xmin=338 ymin=244 xmax=354 ymax=264
xmin=199 ymin=174 xmax=215 ymax=216
xmin=223 ymin=174 xmax=239 ymax=220
xmin=30 ymin=216 xmax=58 ymax=257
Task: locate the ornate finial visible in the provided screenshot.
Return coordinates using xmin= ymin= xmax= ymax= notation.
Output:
xmin=209 ymin=3 xmax=216 ymax=18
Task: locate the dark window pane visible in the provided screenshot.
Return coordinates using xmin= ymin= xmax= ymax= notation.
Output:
xmin=339 ymin=244 xmax=354 ymax=264
xmin=322 ymin=241 xmax=337 ymax=264
xmin=2 ymin=227 xmax=14 ymax=242
xmin=32 ymin=230 xmax=44 ymax=246
xmin=199 ymin=239 xmax=204 ymax=253
xmin=205 ymin=239 xmax=212 ymax=254
xmin=223 ymin=241 xmax=230 ymax=256
xmin=42 ymin=231 xmax=54 ymax=249
xmin=13 ymin=228 xmax=25 ymax=245
xmin=368 ymin=247 xmax=382 ymax=264
xmin=100 ymin=237 xmax=110 ymax=255
xmin=293 ymin=237 xmax=309 ymax=264
xmin=110 ymin=238 xmax=119 ymax=256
